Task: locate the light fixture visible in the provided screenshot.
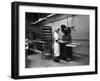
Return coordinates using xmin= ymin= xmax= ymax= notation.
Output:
xmin=31 ymin=14 xmax=55 ymax=24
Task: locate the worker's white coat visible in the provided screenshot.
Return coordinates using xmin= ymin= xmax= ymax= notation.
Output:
xmin=53 ymin=32 xmax=60 ymax=57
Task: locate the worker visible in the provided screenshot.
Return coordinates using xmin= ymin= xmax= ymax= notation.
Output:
xmin=61 ymin=25 xmax=72 ymax=62
xmin=53 ymin=28 xmax=60 ymax=62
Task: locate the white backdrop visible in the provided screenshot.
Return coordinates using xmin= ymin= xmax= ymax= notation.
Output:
xmin=0 ymin=0 xmax=99 ymax=81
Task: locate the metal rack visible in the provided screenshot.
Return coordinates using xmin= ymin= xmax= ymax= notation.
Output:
xmin=41 ymin=26 xmax=52 ymax=59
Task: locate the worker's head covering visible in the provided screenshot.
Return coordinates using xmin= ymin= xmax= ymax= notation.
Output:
xmin=55 ymin=28 xmax=60 ymax=33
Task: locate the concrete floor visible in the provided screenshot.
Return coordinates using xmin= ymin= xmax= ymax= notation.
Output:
xmin=26 ymin=52 xmax=89 ymax=68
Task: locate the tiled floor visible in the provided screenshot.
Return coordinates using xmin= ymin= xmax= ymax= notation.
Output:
xmin=26 ymin=52 xmax=89 ymax=68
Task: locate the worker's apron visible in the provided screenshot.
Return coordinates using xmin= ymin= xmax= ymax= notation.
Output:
xmin=53 ymin=32 xmax=60 ymax=57
xmin=54 ymin=41 xmax=60 ymax=57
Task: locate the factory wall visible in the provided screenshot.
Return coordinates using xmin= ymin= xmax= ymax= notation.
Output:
xmin=44 ymin=15 xmax=89 ymax=40
xmin=26 ymin=24 xmax=41 ymax=40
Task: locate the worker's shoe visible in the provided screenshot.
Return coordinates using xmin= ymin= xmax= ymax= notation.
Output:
xmin=54 ymin=57 xmax=60 ymax=62
xmin=66 ymin=58 xmax=72 ymax=62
